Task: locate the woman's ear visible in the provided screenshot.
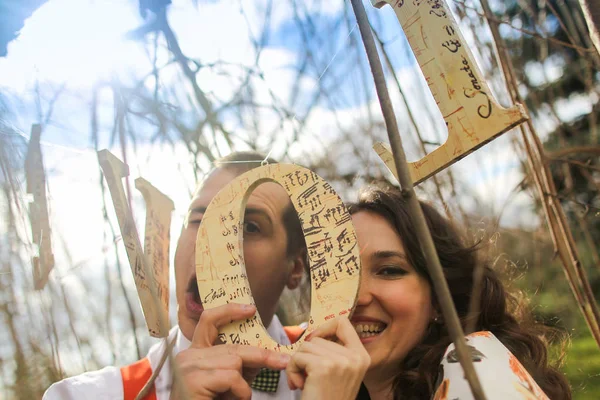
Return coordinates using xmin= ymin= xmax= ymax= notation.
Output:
xmin=286 ymin=248 xmax=307 ymax=290
xmin=431 ymin=300 xmax=442 ymax=323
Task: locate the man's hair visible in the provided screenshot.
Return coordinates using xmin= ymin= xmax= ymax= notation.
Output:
xmin=213 ymin=151 xmax=277 ymax=176
xmin=213 ymin=151 xmax=306 ymax=258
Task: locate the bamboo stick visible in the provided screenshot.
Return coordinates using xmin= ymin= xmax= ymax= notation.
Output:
xmin=478 ymin=0 xmax=600 ymax=348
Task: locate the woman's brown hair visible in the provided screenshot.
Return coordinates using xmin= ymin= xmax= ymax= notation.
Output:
xmin=348 ymin=184 xmax=571 ymax=399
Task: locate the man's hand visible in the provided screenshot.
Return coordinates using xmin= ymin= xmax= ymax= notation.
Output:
xmin=171 ymin=303 xmax=291 ymax=400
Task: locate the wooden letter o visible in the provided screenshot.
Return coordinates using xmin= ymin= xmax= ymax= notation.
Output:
xmin=195 ymin=164 xmax=361 ymax=353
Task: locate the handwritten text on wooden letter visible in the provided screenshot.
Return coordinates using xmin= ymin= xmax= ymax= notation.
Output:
xmin=98 ymin=150 xmax=173 ymax=337
xmin=372 ymin=0 xmax=527 ymax=184
xmin=196 ymin=164 xmax=361 ymax=354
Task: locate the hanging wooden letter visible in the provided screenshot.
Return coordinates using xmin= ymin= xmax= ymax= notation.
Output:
xmin=135 ymin=177 xmax=175 ymax=316
xmin=25 ymin=124 xmax=55 ymax=290
xmin=372 ymin=0 xmax=527 ymax=185
xmin=196 ymin=164 xmax=360 ymax=354
xmin=98 ymin=150 xmax=172 ymax=337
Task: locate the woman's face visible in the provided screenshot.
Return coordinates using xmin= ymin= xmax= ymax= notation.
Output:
xmin=351 ymin=211 xmax=434 ymax=378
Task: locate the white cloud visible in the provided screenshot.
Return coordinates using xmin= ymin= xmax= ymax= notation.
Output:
xmin=0 ymin=0 xmax=144 ymax=91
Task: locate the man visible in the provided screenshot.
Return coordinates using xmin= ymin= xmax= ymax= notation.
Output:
xmin=44 ymin=151 xmax=308 ymax=400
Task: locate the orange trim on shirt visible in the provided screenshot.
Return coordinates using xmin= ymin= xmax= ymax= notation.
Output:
xmin=284 ymin=325 xmax=305 ymax=343
xmin=121 ymin=325 xmax=304 ymax=399
xmin=121 ymin=358 xmax=157 ymax=400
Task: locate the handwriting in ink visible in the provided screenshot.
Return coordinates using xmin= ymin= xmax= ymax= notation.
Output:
xmin=203 ymin=287 xmax=226 ymax=303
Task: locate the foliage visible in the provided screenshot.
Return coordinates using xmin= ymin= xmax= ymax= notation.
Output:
xmin=563 ymin=333 xmax=600 ymax=399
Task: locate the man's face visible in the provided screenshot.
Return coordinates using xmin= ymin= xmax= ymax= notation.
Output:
xmin=174 ymin=168 xmax=305 ymax=340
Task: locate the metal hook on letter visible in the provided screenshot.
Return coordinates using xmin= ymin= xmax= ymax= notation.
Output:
xmin=372 ymin=0 xmax=527 ymax=185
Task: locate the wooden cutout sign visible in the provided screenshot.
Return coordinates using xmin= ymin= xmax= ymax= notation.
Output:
xmin=195 ymin=164 xmax=360 ymax=353
xmin=98 ymin=150 xmax=174 ymax=337
xmin=372 ymin=0 xmax=528 ymax=185
xmin=25 ymin=124 xmax=55 ymax=290
xmin=135 ymin=177 xmax=175 ymax=316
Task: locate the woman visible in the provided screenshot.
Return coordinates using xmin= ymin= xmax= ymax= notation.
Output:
xmin=286 ymin=184 xmax=571 ymax=399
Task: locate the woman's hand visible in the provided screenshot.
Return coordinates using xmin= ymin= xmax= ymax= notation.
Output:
xmin=171 ymin=303 xmax=290 ymax=400
xmin=286 ymin=317 xmax=370 ymax=399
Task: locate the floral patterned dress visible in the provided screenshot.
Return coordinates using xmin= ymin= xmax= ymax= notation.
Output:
xmin=432 ymin=331 xmax=550 ymax=399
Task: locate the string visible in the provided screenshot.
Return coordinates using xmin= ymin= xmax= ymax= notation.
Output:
xmin=0 ymin=130 xmax=95 ymax=155
xmin=0 ymin=20 xmax=359 ymax=165
xmin=212 ymin=22 xmax=359 ymax=166
xmin=261 ymin=147 xmax=274 ymax=166
xmin=286 ymin=23 xmax=359 ymax=136
xmin=3 ymin=18 xmax=362 ymax=283
xmin=261 ymin=22 xmax=360 ymax=164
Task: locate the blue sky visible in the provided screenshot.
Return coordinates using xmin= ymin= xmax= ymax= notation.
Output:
xmin=0 ymin=0 xmax=547 ymax=257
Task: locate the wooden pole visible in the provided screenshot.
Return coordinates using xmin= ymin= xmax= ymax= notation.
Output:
xmin=349 ymin=1 xmax=487 ymax=399
xmin=578 ymin=0 xmax=600 ymax=59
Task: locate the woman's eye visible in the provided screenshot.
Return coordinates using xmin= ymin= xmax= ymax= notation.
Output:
xmin=243 ymin=221 xmax=261 ymax=234
xmin=378 ymin=266 xmax=407 ymax=277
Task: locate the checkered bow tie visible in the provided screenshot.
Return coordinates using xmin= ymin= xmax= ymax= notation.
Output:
xmin=251 ymin=368 xmax=280 ymax=392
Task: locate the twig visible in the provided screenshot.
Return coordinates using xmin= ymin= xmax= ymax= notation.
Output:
xmin=453 ymin=0 xmax=597 ymax=54
xmin=550 ymin=157 xmax=600 ymax=172
xmin=546 ymin=145 xmax=600 ymax=158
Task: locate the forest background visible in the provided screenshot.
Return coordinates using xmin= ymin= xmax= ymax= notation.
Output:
xmin=0 ymin=0 xmax=599 ymax=398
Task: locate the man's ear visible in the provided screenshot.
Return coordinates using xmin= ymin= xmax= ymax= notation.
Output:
xmin=286 ymin=248 xmax=307 ymax=290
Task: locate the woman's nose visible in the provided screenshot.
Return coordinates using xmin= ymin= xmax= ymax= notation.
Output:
xmin=356 ymin=272 xmax=373 ymax=306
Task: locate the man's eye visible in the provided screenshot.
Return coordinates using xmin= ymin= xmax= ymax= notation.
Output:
xmin=243 ymin=221 xmax=261 ymax=234
xmin=186 ymin=217 xmax=202 ymax=227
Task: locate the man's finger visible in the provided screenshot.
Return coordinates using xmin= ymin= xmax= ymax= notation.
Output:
xmin=192 ymin=303 xmax=256 ymax=348
xmin=181 ymin=344 xmax=291 ymax=370
xmin=207 ymin=370 xmax=252 ymax=400
xmin=176 ymin=369 xmax=252 ymax=400
xmin=225 ymin=345 xmax=291 ymax=370
xmin=241 ymin=366 xmax=261 ymax=384
xmin=177 ymin=353 xmax=243 ymax=374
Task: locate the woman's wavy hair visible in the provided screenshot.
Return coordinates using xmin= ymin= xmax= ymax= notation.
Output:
xmin=347 ymin=184 xmax=571 ymax=399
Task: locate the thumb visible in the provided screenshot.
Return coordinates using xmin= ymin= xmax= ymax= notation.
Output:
xmin=192 ymin=303 xmax=256 ymax=348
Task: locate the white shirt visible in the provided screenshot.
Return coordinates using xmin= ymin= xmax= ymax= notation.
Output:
xmin=43 ymin=315 xmax=301 ymax=400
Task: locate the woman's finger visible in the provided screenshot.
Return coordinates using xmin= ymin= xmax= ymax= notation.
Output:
xmin=286 ymin=368 xmax=305 ymax=391
xmin=286 ymin=351 xmax=324 ymax=390
xmin=299 ymin=336 xmax=352 ymax=357
xmin=306 ymin=317 xmax=363 ymax=348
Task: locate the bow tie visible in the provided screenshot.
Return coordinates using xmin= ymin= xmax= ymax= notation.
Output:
xmin=251 ymin=368 xmax=280 ymax=392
